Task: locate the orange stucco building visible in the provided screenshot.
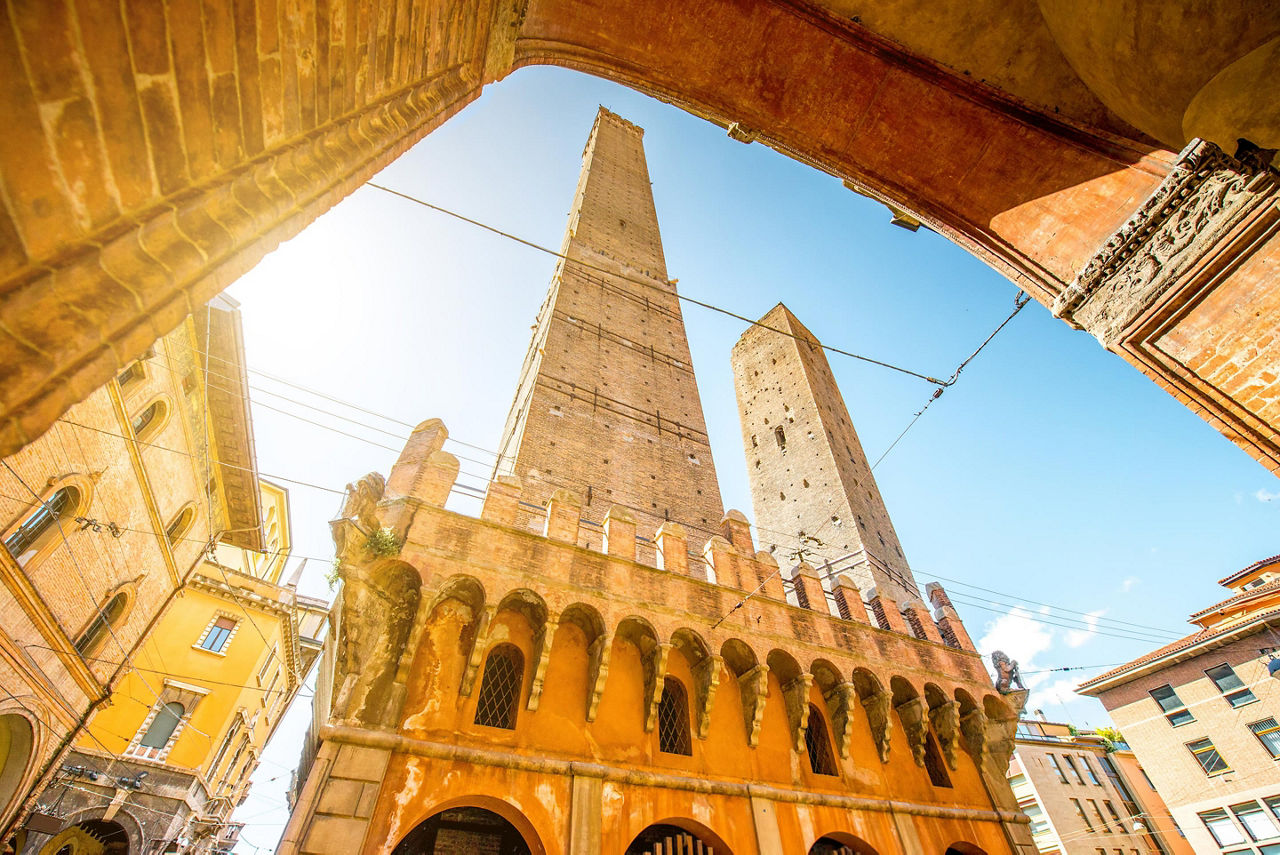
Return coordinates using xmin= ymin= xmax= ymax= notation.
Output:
xmin=278 ymin=109 xmax=1030 ymax=855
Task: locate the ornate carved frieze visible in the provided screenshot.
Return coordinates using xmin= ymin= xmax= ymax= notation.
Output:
xmin=1054 ymin=140 xmax=1279 ymax=347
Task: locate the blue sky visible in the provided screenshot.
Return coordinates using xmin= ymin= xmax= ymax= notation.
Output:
xmin=224 ymin=66 xmax=1278 ymax=851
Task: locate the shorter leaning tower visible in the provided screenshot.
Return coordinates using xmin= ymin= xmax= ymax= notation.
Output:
xmin=278 ymin=109 xmax=1030 ymax=855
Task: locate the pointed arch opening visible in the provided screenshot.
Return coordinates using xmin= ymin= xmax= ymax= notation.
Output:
xmin=474 ymin=643 xmax=524 ymax=730
xmin=805 ymin=704 xmax=838 ymax=776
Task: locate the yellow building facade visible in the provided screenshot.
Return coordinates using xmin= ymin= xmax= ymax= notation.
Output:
xmin=0 ymin=297 xmax=327 ymax=855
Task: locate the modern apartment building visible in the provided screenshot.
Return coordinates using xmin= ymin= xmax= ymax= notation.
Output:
xmin=1079 ymin=554 xmax=1280 ymax=855
xmin=1007 ymin=718 xmax=1190 ymax=855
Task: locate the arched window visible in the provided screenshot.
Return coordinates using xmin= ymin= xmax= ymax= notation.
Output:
xmin=139 ymin=702 xmax=184 ymax=750
xmin=130 ymin=399 xmax=167 ymax=442
xmin=474 ymin=644 xmax=523 ymax=729
xmin=165 ymin=506 xmax=195 ymax=545
xmin=74 ymin=591 xmax=128 ymax=655
xmin=4 ymin=486 xmax=79 ymax=566
xmin=924 ymin=732 xmax=953 ymax=787
xmin=774 ymin=425 xmax=787 ymax=450
xmin=658 ymin=677 xmax=692 ymax=756
xmin=805 ymin=705 xmax=838 ymax=775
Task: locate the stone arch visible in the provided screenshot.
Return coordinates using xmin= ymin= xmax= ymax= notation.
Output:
xmin=809 ymin=832 xmax=879 ymax=854
xmin=852 ymin=667 xmax=892 ymax=763
xmin=426 ymin=573 xmax=485 ymax=619
xmin=38 ymin=816 xmax=137 ymax=855
xmin=495 ymin=588 xmax=549 ymax=634
xmin=945 ymin=843 xmax=988 ymax=855
xmin=0 ymin=711 xmax=36 ymax=828
xmin=767 ymin=649 xmax=810 ymax=752
xmin=890 ymin=676 xmax=927 ymax=766
xmin=721 ymin=638 xmax=767 ymax=746
xmin=810 ymin=658 xmax=856 ymax=760
xmin=670 ymin=628 xmax=719 ymax=739
xmin=625 ymin=819 xmax=733 ymax=855
xmin=923 ymin=682 xmax=961 ymax=773
xmin=390 ymin=795 xmax=546 ymax=855
xmin=560 ymin=602 xmax=610 ymax=721
xmin=617 ymin=616 xmax=666 ymax=732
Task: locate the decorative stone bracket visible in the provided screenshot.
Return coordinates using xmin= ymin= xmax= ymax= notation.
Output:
xmin=692 ymin=654 xmax=723 ymax=740
xmin=643 ymin=642 xmax=672 ymax=733
xmin=739 ymin=665 xmax=770 ymax=748
xmin=526 ymin=617 xmax=559 ymax=711
xmin=861 ymin=688 xmax=893 ymax=764
xmin=585 ymin=632 xmax=612 ymax=722
xmin=960 ymin=708 xmax=988 ymax=764
xmin=824 ymin=683 xmax=859 ymax=761
xmin=930 ymin=700 xmax=961 ymax=771
xmin=896 ymin=696 xmax=928 ymax=767
xmin=458 ymin=605 xmax=496 ymax=698
xmin=781 ymin=674 xmax=815 ymax=754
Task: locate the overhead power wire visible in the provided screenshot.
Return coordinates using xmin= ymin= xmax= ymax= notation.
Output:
xmin=366 ymin=182 xmax=948 ymax=386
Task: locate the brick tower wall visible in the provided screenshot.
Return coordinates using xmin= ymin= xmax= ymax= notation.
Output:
xmin=731 ymin=303 xmax=920 ymax=603
xmin=494 ymin=109 xmax=725 ymax=553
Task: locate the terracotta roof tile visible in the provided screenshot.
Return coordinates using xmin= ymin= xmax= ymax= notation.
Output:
xmin=1218 ymin=553 xmax=1280 ymax=587
xmin=1189 ymin=578 xmax=1280 ymax=620
xmin=1078 ymin=608 xmax=1280 ymax=691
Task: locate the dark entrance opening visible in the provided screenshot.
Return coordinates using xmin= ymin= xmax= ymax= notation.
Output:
xmin=391 ymin=806 xmax=531 ymax=855
xmin=626 ymin=823 xmax=723 ymax=854
xmin=809 ymin=835 xmax=877 ymax=855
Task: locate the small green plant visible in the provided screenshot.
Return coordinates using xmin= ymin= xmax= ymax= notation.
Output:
xmin=1096 ymin=726 xmax=1126 ymax=751
xmin=325 ymin=558 xmax=343 ymax=590
xmin=363 ymin=527 xmax=401 ymax=558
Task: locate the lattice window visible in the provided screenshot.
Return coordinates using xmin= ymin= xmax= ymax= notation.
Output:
xmin=658 ymin=678 xmax=692 ymax=756
xmin=805 ymin=705 xmax=838 ymax=775
xmin=474 ymin=644 xmax=523 ymax=730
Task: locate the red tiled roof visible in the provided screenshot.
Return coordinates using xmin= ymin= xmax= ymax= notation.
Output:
xmin=1189 ymin=578 xmax=1280 ymax=620
xmin=1218 ymin=553 xmax=1280 ymax=587
xmin=1078 ymin=608 xmax=1280 ymax=691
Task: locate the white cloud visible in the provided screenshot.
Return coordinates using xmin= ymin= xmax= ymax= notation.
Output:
xmin=1029 ymin=677 xmax=1081 ymax=712
xmin=1065 ymin=609 xmax=1106 ymax=648
xmin=1119 ymin=577 xmax=1140 ymax=593
xmin=1257 ymin=488 xmax=1280 ymax=503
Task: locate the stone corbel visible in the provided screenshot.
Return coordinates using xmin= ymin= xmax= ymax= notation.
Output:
xmin=985 ymin=714 xmax=1020 ymax=772
xmin=824 ymin=683 xmax=858 ymax=761
xmin=862 ymin=688 xmax=893 ymax=764
xmin=782 ymin=674 xmax=814 ymax=754
xmin=526 ymin=617 xmax=559 ymax=712
xmin=643 ymin=642 xmax=672 ymax=733
xmin=960 ymin=708 xmax=988 ymax=764
xmin=929 ymin=700 xmax=961 ymax=771
xmin=739 ymin=665 xmax=770 ymax=748
xmin=692 ymin=654 xmax=723 ymax=740
xmin=458 ymin=605 xmax=496 ymax=698
xmin=896 ymin=696 xmax=929 ymax=767
xmin=585 ymin=632 xmax=612 ymax=722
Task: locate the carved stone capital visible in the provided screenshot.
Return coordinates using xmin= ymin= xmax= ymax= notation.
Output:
xmin=782 ymin=674 xmax=815 ymax=754
xmin=739 ymin=665 xmax=770 ymax=748
xmin=896 ymin=696 xmax=929 ymax=767
xmin=692 ymin=654 xmax=724 ymax=740
xmin=929 ymin=700 xmax=961 ymax=771
xmin=643 ymin=643 xmax=672 ymax=733
xmin=585 ymin=632 xmax=612 ymax=723
xmin=526 ymin=618 xmax=559 ymax=712
xmin=960 ymin=708 xmax=988 ymax=763
xmin=1054 ymin=139 xmax=1279 ymax=347
xmin=824 ymin=683 xmax=859 ymax=761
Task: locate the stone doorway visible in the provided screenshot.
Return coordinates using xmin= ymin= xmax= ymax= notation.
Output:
xmin=390 ymin=806 xmax=533 ymax=855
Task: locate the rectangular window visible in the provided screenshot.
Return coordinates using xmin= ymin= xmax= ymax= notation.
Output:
xmin=1049 ymin=753 xmax=1069 ymax=783
xmin=1081 ymin=754 xmax=1102 ymax=785
xmin=1065 ymin=755 xmax=1088 ymax=784
xmin=200 ymin=616 xmax=236 ymax=652
xmin=1073 ymin=798 xmax=1094 ymax=830
xmin=1188 ymin=738 xmax=1230 ymax=775
xmin=1151 ymin=684 xmax=1195 ymax=726
xmin=1207 ymin=663 xmax=1258 ymax=707
xmin=1265 ymin=796 xmax=1280 ymax=820
xmin=256 ymin=645 xmax=277 ymax=685
xmin=1201 ymin=809 xmax=1247 ymax=847
xmin=1140 ymin=766 xmax=1156 ymax=790
xmin=1106 ymin=801 xmax=1124 ymax=829
xmin=1252 ymin=718 xmax=1280 ymax=758
xmin=1261 ymin=846 xmax=1280 ymax=855
xmin=1090 ymin=799 xmax=1112 ymax=832
xmin=1232 ymin=802 xmax=1280 ymax=841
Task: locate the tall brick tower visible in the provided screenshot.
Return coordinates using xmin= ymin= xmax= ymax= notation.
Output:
xmin=494 ymin=108 xmax=725 ymax=551
xmin=280 ymin=112 xmax=1028 ymax=855
xmin=732 ymin=303 xmax=920 ymax=604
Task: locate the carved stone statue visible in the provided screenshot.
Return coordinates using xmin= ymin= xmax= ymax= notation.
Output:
xmin=991 ymin=650 xmax=1025 ymax=693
